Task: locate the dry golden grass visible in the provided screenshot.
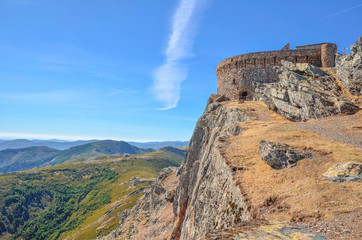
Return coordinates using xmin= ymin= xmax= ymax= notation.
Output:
xmin=222 ymin=101 xmax=362 ymax=223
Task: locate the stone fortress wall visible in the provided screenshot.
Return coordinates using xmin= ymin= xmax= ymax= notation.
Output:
xmin=216 ymin=42 xmax=337 ymax=100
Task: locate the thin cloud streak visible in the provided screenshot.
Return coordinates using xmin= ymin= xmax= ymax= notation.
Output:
xmin=323 ymin=3 xmax=362 ymax=19
xmin=153 ymin=0 xmax=206 ymax=110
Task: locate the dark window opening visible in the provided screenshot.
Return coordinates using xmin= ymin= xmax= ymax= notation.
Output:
xmin=273 ymin=57 xmax=277 ymax=64
xmin=239 ymin=91 xmax=248 ymax=100
xmin=232 ymin=79 xmax=237 ymax=85
xmin=306 ymin=56 xmax=309 ymax=62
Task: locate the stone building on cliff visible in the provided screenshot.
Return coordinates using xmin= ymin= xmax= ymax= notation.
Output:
xmin=216 ymin=42 xmax=337 ymax=101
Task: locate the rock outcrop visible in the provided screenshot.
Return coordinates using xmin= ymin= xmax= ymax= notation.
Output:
xmin=101 ymin=102 xmax=252 ymax=240
xmin=335 ymin=37 xmax=362 ymax=96
xmin=101 ymin=39 xmax=362 ymax=240
xmin=257 ymin=60 xmax=359 ymax=121
xmin=172 ymin=102 xmax=251 ymax=239
xmin=259 ymin=140 xmax=313 ymax=169
xmin=323 ymin=162 xmax=362 ymax=182
xmin=99 ymin=167 xmax=179 ymax=240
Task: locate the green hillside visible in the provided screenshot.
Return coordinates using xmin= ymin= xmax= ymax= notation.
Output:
xmin=0 ymin=140 xmax=155 ymax=173
xmin=0 ymin=148 xmax=184 ymax=240
xmin=0 ymin=146 xmax=59 ymax=173
xmin=50 ymin=140 xmax=154 ymax=165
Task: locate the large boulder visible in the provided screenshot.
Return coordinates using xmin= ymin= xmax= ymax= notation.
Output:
xmin=259 ymin=140 xmax=313 ymax=170
xmin=323 ymin=162 xmax=362 ymax=182
xmin=335 ymin=37 xmax=362 ymax=96
xmin=257 ymin=60 xmax=359 ymax=121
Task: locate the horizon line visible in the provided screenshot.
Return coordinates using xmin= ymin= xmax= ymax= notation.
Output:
xmin=0 ymin=132 xmax=189 ymax=142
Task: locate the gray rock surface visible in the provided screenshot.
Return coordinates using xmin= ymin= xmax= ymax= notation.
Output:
xmin=335 ymin=37 xmax=362 ymax=95
xmin=259 ymin=140 xmax=313 ymax=169
xmin=172 ymin=102 xmax=251 ymax=239
xmin=323 ymin=162 xmax=362 ymax=182
xmin=257 ymin=60 xmax=359 ymax=121
xmin=99 ymin=167 xmax=179 ymax=240
xmin=101 ymin=103 xmax=252 ymax=240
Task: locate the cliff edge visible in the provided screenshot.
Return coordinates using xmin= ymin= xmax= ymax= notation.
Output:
xmin=102 ymin=39 xmax=361 ymax=240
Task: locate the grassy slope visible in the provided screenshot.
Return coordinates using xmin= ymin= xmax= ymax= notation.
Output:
xmin=222 ymin=101 xmax=362 ymax=223
xmin=0 ymin=146 xmax=59 ymax=173
xmin=51 ymin=140 xmax=153 ymax=166
xmin=0 ymin=140 xmax=155 ymax=173
xmin=0 ymin=150 xmax=183 ymax=240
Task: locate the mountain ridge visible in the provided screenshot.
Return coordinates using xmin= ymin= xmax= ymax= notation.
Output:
xmin=0 ymin=148 xmax=185 ymax=240
xmin=0 ymin=140 xmax=154 ymax=173
xmin=0 ymin=139 xmax=189 ymax=151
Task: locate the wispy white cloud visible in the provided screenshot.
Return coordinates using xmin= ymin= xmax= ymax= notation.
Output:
xmin=323 ymin=3 xmax=362 ymax=19
xmin=153 ymin=0 xmax=207 ymax=110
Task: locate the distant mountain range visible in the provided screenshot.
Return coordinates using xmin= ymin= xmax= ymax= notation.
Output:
xmin=0 ymin=146 xmax=59 ymax=173
xmin=50 ymin=140 xmax=154 ymax=165
xmin=0 ymin=140 xmax=155 ymax=173
xmin=0 ymin=139 xmax=97 ymax=151
xmin=0 ymin=145 xmax=185 ymax=239
xmin=127 ymin=141 xmax=189 ymax=149
xmin=0 ymin=139 xmax=189 ymax=151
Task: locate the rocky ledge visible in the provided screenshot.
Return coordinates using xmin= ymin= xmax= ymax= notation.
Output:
xmin=99 ymin=167 xmax=179 ymax=240
xmin=256 ymin=60 xmax=359 ymax=121
xmin=335 ymin=37 xmax=362 ymax=96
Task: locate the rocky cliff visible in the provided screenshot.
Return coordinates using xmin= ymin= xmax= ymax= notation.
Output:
xmin=102 ymin=103 xmax=252 ymax=240
xmin=172 ymin=103 xmax=251 ymax=239
xmin=256 ymin=60 xmax=359 ymax=121
xmin=335 ymin=37 xmax=362 ymax=96
xmin=99 ymin=167 xmax=179 ymax=240
xmin=102 ymin=39 xmax=361 ymax=240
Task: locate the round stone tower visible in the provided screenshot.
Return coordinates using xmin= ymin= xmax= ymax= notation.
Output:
xmin=321 ymin=43 xmax=337 ymax=67
xmin=216 ymin=42 xmax=337 ymax=101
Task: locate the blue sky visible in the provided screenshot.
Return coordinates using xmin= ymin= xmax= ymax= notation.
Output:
xmin=0 ymin=0 xmax=361 ymax=141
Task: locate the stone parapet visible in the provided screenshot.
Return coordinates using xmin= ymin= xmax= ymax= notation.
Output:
xmin=216 ymin=42 xmax=337 ymax=100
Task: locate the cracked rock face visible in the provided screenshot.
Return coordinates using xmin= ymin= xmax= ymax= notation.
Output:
xmin=335 ymin=37 xmax=362 ymax=96
xmin=256 ymin=60 xmax=359 ymax=121
xmin=99 ymin=167 xmax=179 ymax=240
xmin=172 ymin=102 xmax=251 ymax=239
xmin=259 ymin=140 xmax=313 ymax=169
xmin=101 ymin=103 xmax=252 ymax=240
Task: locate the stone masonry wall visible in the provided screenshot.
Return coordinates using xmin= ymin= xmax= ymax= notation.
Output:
xmin=217 ymin=43 xmax=337 ymax=100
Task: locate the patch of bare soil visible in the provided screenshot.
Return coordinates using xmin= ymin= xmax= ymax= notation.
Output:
xmin=296 ymin=111 xmax=362 ymax=148
xmin=299 ymin=207 xmax=362 ymax=240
